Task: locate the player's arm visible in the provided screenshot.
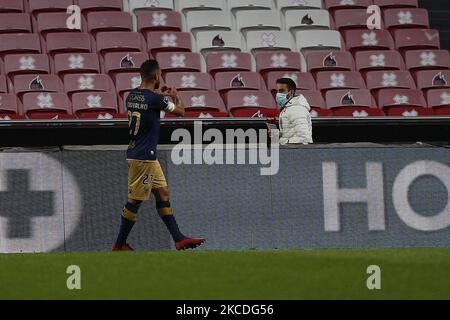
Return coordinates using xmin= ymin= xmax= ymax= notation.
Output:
xmin=161 ymin=86 xmax=184 ymax=116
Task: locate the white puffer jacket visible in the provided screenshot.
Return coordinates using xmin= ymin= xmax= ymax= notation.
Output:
xmin=278 ymin=95 xmax=313 ymax=145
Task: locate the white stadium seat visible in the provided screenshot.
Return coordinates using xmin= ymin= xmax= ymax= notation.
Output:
xmin=228 ymin=0 xmax=274 ymax=14
xmin=236 ymin=10 xmax=282 ymax=34
xmin=186 ymin=11 xmax=232 ymax=36
xmin=295 ymin=30 xmax=342 ymax=54
xmin=125 ymin=0 xmax=174 ymax=13
xmin=246 ymin=31 xmax=293 ymax=54
xmin=285 ymin=9 xmax=331 ymax=32
xmin=276 ymin=0 xmax=322 ymax=12
xmin=196 ymin=31 xmax=244 ymax=55
xmin=177 ymin=0 xmax=226 ymax=14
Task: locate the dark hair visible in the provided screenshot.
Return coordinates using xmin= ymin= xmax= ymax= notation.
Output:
xmin=139 ymin=59 xmax=160 ymax=82
xmin=276 ymin=78 xmax=297 ymax=92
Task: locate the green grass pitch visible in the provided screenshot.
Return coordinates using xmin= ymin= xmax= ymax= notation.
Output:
xmin=1 ymin=249 xmax=449 ymax=300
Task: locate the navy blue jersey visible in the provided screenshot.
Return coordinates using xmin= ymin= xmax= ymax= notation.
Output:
xmin=126 ymin=88 xmax=171 ymax=161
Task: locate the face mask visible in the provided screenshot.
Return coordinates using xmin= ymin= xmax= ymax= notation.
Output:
xmin=276 ymin=93 xmax=289 ymax=107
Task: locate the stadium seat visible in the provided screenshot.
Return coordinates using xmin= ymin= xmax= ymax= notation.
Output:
xmin=196 ymin=31 xmax=243 ymax=55
xmin=415 ymin=70 xmax=450 ymax=91
xmin=326 ymin=89 xmax=384 ymax=117
xmin=13 ymin=74 xmax=63 ymax=96
xmin=146 ymin=31 xmax=192 ymax=56
xmin=296 ymin=90 xmax=330 ymax=116
xmin=266 ymin=71 xmax=316 ymax=92
xmin=376 ymin=88 xmax=431 ymax=116
xmin=71 ymin=92 xmax=119 ymax=118
xmin=45 ymin=32 xmax=93 ymax=56
xmin=0 ymin=33 xmax=41 ymax=57
xmin=225 ymin=90 xmax=277 ymax=117
xmin=186 ymin=11 xmax=232 ymax=36
xmin=75 ymin=0 xmax=124 ymax=15
xmin=295 ymin=30 xmax=342 ymax=53
xmin=404 ymin=50 xmax=450 ymax=71
xmin=306 ymin=51 xmax=355 ymax=74
xmin=0 ymin=0 xmax=25 ymax=13
xmin=236 ymin=10 xmax=282 ymax=34
xmin=104 ymin=52 xmax=149 ymax=77
xmin=365 ymin=70 xmax=416 ymax=91
xmin=373 ymin=0 xmax=418 ymax=9
xmin=228 ymin=0 xmax=274 ymax=14
xmin=114 ymin=72 xmax=142 ymax=97
xmin=165 ymin=72 xmax=213 ymax=91
xmin=276 ymin=0 xmax=322 ymax=12
xmin=316 ymin=71 xmax=366 ymax=93
xmin=137 ymin=11 xmax=182 ymax=35
xmin=0 ymin=75 xmax=7 ymax=93
xmin=178 ymin=90 xmax=227 ymax=113
xmin=246 ymin=31 xmax=293 ymax=54
xmin=96 ymin=31 xmax=146 ymax=56
xmin=426 ymin=88 xmax=450 ymax=115
xmin=22 ymin=92 xmax=72 ymax=118
xmin=206 ymin=52 xmax=252 ymax=76
xmin=126 ymin=0 xmax=174 ymax=12
xmin=177 ymin=0 xmax=226 ymax=15
xmin=394 ymin=29 xmax=440 ymax=53
xmin=4 ymin=54 xmax=50 ymax=79
xmin=36 ymin=12 xmax=85 ymax=37
xmin=383 ymin=8 xmax=429 ymax=30
xmin=156 ymin=52 xmax=202 ymax=73
xmin=256 ymin=52 xmax=301 ymax=77
xmin=215 ymin=71 xmax=265 ymax=93
xmin=87 ymin=12 xmax=132 ymax=37
xmin=0 ymin=13 xmax=32 ymax=34
xmin=285 ymin=9 xmax=331 ymax=32
xmin=0 ymin=93 xmax=18 ymax=116
xmin=64 ymin=74 xmax=115 ymax=97
xmin=324 ymin=0 xmax=372 ymax=11
xmin=355 ymin=50 xmax=405 ymax=73
xmin=53 ymin=53 xmax=101 ymax=77
xmin=334 ymin=9 xmax=380 ymax=31
xmin=344 ymin=30 xmax=395 ymax=54
xmin=28 ymin=0 xmax=73 ymax=17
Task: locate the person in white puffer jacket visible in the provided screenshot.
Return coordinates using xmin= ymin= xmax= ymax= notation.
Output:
xmin=275 ymin=78 xmax=313 ymax=145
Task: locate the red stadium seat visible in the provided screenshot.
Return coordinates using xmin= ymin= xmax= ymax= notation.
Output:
xmin=146 ymin=32 xmax=192 ymax=57
xmin=22 ymin=92 xmax=72 ymax=118
xmin=0 ymin=0 xmax=25 ymax=13
xmin=156 ymin=52 xmax=202 ymax=74
xmin=45 ymin=32 xmax=93 ymax=56
xmin=0 ymin=33 xmax=41 ymax=57
xmin=426 ymin=89 xmax=450 ymax=115
xmin=87 ymin=12 xmax=132 ymax=37
xmin=365 ymin=70 xmax=416 ymax=91
xmin=215 ymin=71 xmax=266 ymax=93
xmin=297 ymin=90 xmax=326 ymax=110
xmin=28 ymin=0 xmax=73 ymax=17
xmin=344 ymin=30 xmax=395 ymax=54
xmin=355 ymin=50 xmax=405 ymax=73
xmin=334 ymin=9 xmax=380 ymax=31
xmin=324 ymin=0 xmax=372 ymax=12
xmin=114 ymin=72 xmax=143 ymax=97
xmin=13 ymin=74 xmax=63 ymax=96
xmin=4 ymin=54 xmax=49 ymax=79
xmin=36 ymin=12 xmax=85 ymax=38
xmin=75 ymin=0 xmax=123 ymax=15
xmin=404 ymin=50 xmax=450 ymax=71
xmin=0 ymin=13 xmax=32 ymax=34
xmin=137 ymin=11 xmax=182 ymax=35
xmin=415 ymin=70 xmax=450 ymax=91
xmin=384 ymin=8 xmax=429 ymax=30
xmin=0 ymin=75 xmax=7 ymax=93
xmin=326 ymin=89 xmax=384 ymax=116
xmin=394 ymin=29 xmax=440 ymax=53
xmin=53 ymin=53 xmax=100 ymax=77
xmin=163 ymin=110 xmax=229 ymax=118
xmin=178 ymin=91 xmax=227 ymax=113
xmin=63 ymin=74 xmax=115 ymax=97
xmin=104 ymin=52 xmax=149 ymax=77
xmin=373 ymin=0 xmax=418 ymax=9
xmin=225 ymin=90 xmax=278 ymax=118
xmin=96 ymin=32 xmax=146 ymax=56
xmin=376 ymin=88 xmax=431 ymax=116
xmin=206 ymin=52 xmax=252 ymax=76
xmin=165 ymin=72 xmax=213 ymax=91
xmin=266 ymin=71 xmax=316 ymax=92
xmin=256 ymin=52 xmax=301 ymax=76
xmin=71 ymin=92 xmax=119 ymax=118
xmin=0 ymin=94 xmax=18 ymax=115
xmin=306 ymin=51 xmax=355 ymax=75
xmin=316 ymin=71 xmax=366 ymax=93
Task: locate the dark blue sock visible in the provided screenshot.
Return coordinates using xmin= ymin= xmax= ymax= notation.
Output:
xmin=115 ymin=203 xmax=139 ymax=247
xmin=161 ymin=215 xmax=185 ymax=242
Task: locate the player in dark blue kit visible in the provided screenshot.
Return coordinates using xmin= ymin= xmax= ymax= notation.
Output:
xmin=113 ymin=59 xmax=205 ymax=251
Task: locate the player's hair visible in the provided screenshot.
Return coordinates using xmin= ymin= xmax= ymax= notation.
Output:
xmin=276 ymin=78 xmax=297 ymax=92
xmin=139 ymin=59 xmax=160 ymax=82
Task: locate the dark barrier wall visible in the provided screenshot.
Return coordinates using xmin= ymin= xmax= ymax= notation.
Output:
xmin=0 ymin=146 xmax=449 ymax=252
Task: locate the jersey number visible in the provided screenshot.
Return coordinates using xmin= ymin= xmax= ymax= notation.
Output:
xmin=128 ymin=111 xmax=141 ymax=137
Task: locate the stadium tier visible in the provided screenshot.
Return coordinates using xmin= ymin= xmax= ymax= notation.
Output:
xmin=0 ymin=0 xmax=449 ymax=120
